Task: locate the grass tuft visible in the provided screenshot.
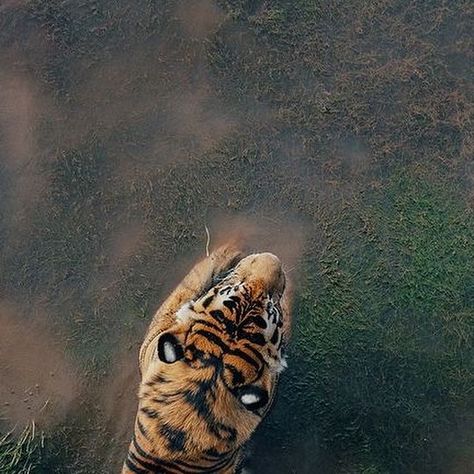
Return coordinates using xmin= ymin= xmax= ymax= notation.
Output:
xmin=0 ymin=422 xmax=44 ymax=474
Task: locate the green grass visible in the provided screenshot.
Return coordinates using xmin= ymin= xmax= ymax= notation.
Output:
xmin=0 ymin=423 xmax=44 ymax=474
xmin=248 ymin=164 xmax=474 ymax=473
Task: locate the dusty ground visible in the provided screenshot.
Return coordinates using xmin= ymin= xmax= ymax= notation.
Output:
xmin=0 ymin=0 xmax=473 ymax=473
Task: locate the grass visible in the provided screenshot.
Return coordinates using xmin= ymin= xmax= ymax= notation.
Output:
xmin=0 ymin=423 xmax=44 ymax=474
xmin=0 ymin=0 xmax=472 ymax=472
xmin=248 ymin=164 xmax=474 ymax=473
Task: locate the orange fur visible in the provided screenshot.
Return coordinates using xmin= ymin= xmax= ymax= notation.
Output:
xmin=123 ymin=246 xmax=291 ymax=474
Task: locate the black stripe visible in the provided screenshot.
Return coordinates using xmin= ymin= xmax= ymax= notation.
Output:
xmin=209 ymin=309 xmax=226 ymax=323
xmin=160 ymin=423 xmax=187 ymax=452
xmin=133 ymin=433 xmax=238 ymax=473
xmin=141 ymin=406 xmax=159 ymax=418
xmin=196 ymin=329 xmax=260 ymax=372
xmin=224 ymin=363 xmax=245 ymax=385
xmin=242 ymin=343 xmax=266 ymax=366
xmin=146 ymin=374 xmax=168 ymax=386
xmin=243 ymin=315 xmax=267 ymax=329
xmin=201 ymin=294 xmax=214 ymax=308
xmin=195 ymin=329 xmax=229 ymax=352
xmin=137 ymin=418 xmax=149 ymax=439
xmin=195 ymin=327 xmax=264 ymax=378
xmin=183 ymin=384 xmax=217 ymax=437
xmin=132 ymin=437 xmax=182 ymax=473
xmin=223 ymin=299 xmax=237 ymax=311
xmin=204 ymin=447 xmax=233 ymax=459
xmin=193 ymin=324 xmax=263 ymax=372
xmin=173 ymin=452 xmax=236 ymax=473
xmin=184 ymin=381 xmax=237 ymax=442
xmin=186 ymin=343 xmax=205 ymax=362
xmin=132 ymin=437 xmax=159 ymax=465
xmin=130 ymin=451 xmax=173 ymax=473
xmin=227 ymin=347 xmax=260 ymax=371
xmin=194 ymin=319 xmax=223 ymax=333
xmin=225 ymin=295 xmax=242 ymax=312
xmin=203 ymin=447 xmax=223 ymax=459
xmin=125 ymin=455 xmax=150 ymax=474
xmin=238 ymin=330 xmax=266 ymax=346
xmin=210 ymin=309 xmax=238 ymax=334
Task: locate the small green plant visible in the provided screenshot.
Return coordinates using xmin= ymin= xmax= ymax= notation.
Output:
xmin=0 ymin=422 xmax=44 ymax=474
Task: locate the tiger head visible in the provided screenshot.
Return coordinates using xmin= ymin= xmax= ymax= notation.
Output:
xmin=136 ymin=252 xmax=289 ymax=461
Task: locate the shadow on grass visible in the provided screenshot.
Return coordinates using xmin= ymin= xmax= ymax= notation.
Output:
xmin=247 ymin=165 xmax=474 ymax=474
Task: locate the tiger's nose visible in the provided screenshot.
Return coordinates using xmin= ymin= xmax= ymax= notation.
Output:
xmin=236 ymin=252 xmax=285 ymax=296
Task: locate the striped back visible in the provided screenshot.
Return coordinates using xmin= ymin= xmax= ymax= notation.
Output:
xmin=123 ymin=251 xmax=291 ymax=474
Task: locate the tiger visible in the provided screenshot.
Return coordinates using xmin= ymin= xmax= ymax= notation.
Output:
xmin=122 ymin=245 xmax=292 ymax=474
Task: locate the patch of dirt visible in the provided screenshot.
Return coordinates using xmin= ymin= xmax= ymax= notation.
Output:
xmin=99 ymin=351 xmax=139 ymax=469
xmin=37 ymin=2 xmax=236 ymax=167
xmin=0 ymin=301 xmax=79 ymax=431
xmin=0 ymin=72 xmax=51 ymax=221
xmin=208 ymin=213 xmax=308 ymax=272
xmin=0 ymin=0 xmax=26 ymax=12
xmin=0 ymin=73 xmax=36 ymax=169
xmin=175 ymin=0 xmax=225 ymax=39
xmin=94 ymin=221 xmax=148 ymax=299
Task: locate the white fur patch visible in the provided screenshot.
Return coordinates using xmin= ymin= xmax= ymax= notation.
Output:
xmin=241 ymin=393 xmax=260 ymax=405
xmin=163 ymin=341 xmax=177 ymax=363
xmin=176 ymin=302 xmax=194 ymax=323
xmin=277 ymin=356 xmax=288 ymax=373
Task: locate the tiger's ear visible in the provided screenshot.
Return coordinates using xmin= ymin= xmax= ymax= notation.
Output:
xmin=157 ymin=333 xmax=184 ymax=364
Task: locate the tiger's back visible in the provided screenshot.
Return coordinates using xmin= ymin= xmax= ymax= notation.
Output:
xmin=123 ymin=246 xmax=292 ymax=473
